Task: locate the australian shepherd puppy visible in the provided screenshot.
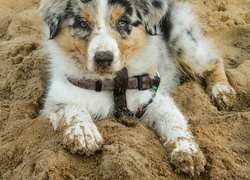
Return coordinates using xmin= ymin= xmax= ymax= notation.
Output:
xmin=39 ymin=0 xmax=236 ymax=176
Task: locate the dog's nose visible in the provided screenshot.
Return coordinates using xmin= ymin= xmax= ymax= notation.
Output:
xmin=94 ymin=51 xmax=114 ymax=67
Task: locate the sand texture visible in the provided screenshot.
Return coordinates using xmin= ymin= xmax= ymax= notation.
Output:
xmin=0 ymin=0 xmax=250 ymax=179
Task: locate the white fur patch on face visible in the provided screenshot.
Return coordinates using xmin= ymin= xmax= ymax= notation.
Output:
xmin=98 ymin=0 xmax=108 ymax=21
xmin=85 ymin=0 xmax=122 ymax=74
xmin=87 ymin=34 xmax=120 ymax=72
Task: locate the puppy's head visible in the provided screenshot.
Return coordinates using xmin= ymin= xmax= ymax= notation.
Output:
xmin=39 ymin=0 xmax=168 ymax=77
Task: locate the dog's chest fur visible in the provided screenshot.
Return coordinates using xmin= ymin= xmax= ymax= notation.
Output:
xmin=43 ymin=35 xmax=174 ymax=120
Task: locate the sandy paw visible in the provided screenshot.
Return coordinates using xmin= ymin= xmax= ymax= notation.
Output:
xmin=166 ymin=139 xmax=206 ymax=176
xmin=210 ymin=83 xmax=236 ymax=110
xmin=63 ymin=122 xmax=103 ymax=156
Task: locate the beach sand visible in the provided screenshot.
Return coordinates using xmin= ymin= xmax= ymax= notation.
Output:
xmin=0 ymin=0 xmax=249 ymax=179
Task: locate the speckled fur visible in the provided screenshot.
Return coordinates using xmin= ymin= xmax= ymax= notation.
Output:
xmin=39 ymin=0 xmax=235 ymax=176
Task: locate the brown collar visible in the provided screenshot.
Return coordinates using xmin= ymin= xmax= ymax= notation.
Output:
xmin=67 ymin=74 xmax=153 ymax=92
xmin=66 ymin=68 xmax=160 ymax=120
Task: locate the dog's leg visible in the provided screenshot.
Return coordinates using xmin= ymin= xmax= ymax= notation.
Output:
xmin=169 ymin=2 xmax=236 ymax=110
xmin=45 ymin=104 xmax=103 ymax=155
xmin=142 ymin=93 xmax=206 ymax=176
xmin=205 ymin=63 xmax=236 ymax=110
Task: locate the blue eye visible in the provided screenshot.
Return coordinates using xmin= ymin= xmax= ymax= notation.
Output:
xmin=78 ymin=20 xmax=89 ymax=29
xmin=117 ymin=20 xmax=129 ymax=28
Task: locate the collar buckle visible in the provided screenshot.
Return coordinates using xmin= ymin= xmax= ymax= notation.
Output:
xmin=135 ymin=74 xmax=152 ymax=90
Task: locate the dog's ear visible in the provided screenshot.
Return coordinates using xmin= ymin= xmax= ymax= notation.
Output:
xmin=134 ymin=0 xmax=169 ymax=35
xmin=39 ymin=0 xmax=69 ymax=39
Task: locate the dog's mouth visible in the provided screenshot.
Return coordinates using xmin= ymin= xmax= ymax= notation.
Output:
xmin=94 ymin=65 xmax=113 ymax=75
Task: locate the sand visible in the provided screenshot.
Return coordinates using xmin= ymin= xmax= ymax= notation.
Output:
xmin=0 ymin=0 xmax=250 ymax=179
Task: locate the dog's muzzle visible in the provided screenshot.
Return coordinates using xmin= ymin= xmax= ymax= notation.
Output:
xmin=94 ymin=51 xmax=114 ymax=68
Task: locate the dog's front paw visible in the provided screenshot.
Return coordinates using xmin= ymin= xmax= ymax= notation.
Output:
xmin=165 ymin=139 xmax=206 ymax=176
xmin=209 ymin=83 xmax=236 ymax=110
xmin=63 ymin=122 xmax=103 ymax=156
